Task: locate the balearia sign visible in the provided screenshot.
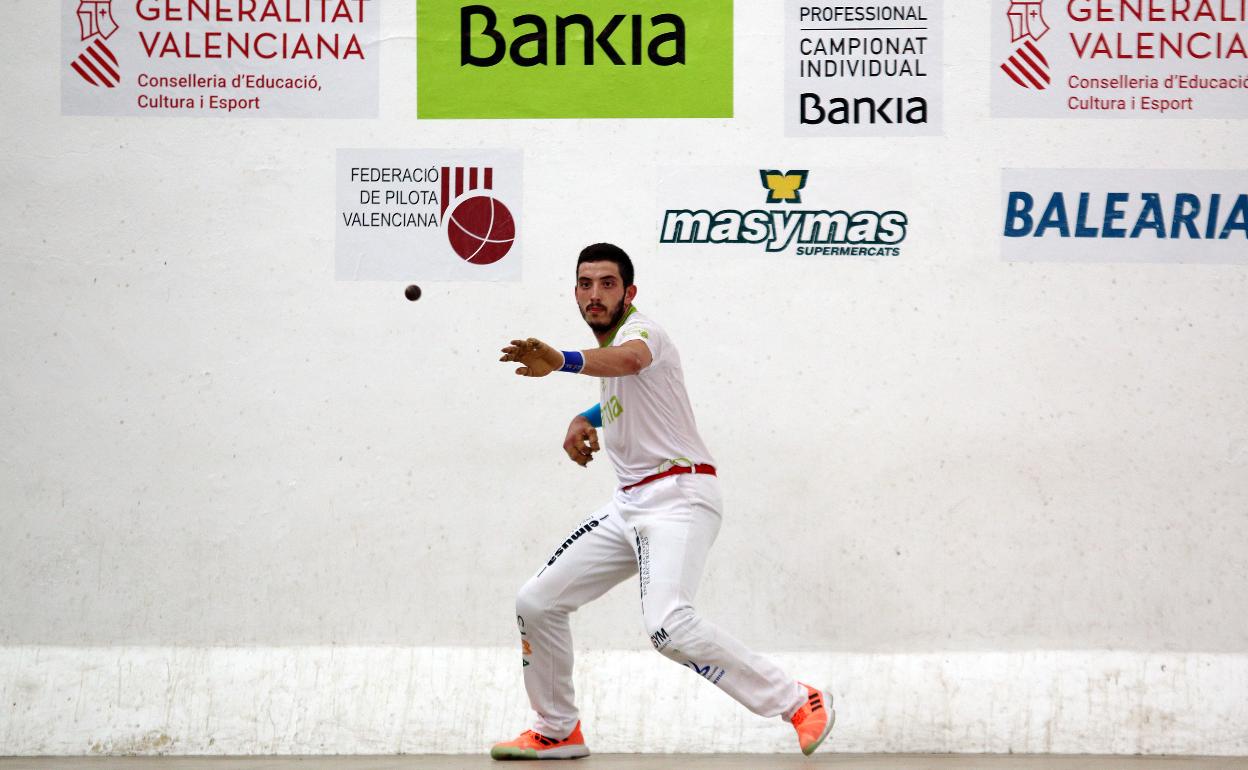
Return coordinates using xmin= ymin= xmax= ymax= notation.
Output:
xmin=416 ymin=0 xmax=733 ymax=118
xmin=1000 ymin=169 xmax=1248 ymax=264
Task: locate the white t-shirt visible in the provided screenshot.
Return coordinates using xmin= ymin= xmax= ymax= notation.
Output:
xmin=597 ymin=307 xmax=715 ymax=487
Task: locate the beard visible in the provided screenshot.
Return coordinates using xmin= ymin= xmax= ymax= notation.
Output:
xmin=581 ymin=297 xmax=627 ymax=335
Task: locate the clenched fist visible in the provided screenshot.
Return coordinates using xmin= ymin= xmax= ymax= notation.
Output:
xmin=499 ymin=337 xmax=564 ymax=377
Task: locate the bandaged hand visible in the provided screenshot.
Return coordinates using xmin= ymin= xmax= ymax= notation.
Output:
xmin=499 ymin=337 xmax=564 ymax=378
xmin=563 ymin=415 xmax=600 ymax=467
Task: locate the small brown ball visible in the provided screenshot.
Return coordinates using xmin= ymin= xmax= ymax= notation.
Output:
xmin=404 ymin=284 xmax=422 ymax=302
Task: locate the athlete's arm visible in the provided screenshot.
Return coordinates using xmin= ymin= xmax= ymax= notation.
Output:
xmin=499 ymin=338 xmax=652 ymax=378
xmin=563 ymin=414 xmax=600 ymax=467
xmin=581 ymin=340 xmax=652 ymax=377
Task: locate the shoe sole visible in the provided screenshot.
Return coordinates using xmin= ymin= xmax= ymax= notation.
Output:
xmin=490 ymin=743 xmax=590 ymax=761
xmin=802 ymin=692 xmax=836 ymax=756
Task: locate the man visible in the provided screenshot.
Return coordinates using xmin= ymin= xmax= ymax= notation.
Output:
xmin=492 ymin=243 xmax=833 ymax=760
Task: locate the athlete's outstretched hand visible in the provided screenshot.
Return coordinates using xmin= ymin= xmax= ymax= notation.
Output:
xmin=563 ymin=415 xmax=600 ymax=467
xmin=500 ymin=337 xmax=564 ymax=377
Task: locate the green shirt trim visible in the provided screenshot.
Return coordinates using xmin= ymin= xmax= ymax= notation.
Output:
xmin=600 ymin=305 xmax=638 ymax=348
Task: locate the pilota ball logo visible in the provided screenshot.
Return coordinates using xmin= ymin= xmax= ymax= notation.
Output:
xmin=446 ymin=195 xmax=516 ymax=265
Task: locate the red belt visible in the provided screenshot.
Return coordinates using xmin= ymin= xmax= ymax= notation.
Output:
xmin=620 ymin=464 xmax=716 ymax=492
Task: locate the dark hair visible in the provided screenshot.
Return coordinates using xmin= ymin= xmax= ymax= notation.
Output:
xmin=577 ymin=243 xmax=634 ymax=287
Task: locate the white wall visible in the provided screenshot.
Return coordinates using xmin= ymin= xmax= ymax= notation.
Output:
xmin=1 ymin=0 xmax=1246 ymax=755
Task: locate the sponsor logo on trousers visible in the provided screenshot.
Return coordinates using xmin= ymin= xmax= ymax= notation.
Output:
xmin=517 ymin=614 xmax=530 ymax=667
xmin=684 ymin=659 xmax=727 ymax=685
xmin=635 ymin=529 xmax=651 ymax=604
xmin=649 ymin=627 xmax=671 ymax=651
xmin=548 ymin=519 xmax=600 ymax=565
xmin=537 ymin=515 xmax=609 ymax=576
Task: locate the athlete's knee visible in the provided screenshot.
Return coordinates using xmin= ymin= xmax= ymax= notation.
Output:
xmin=515 ymin=579 xmax=553 ymax=625
xmin=645 ymin=605 xmax=699 ymax=657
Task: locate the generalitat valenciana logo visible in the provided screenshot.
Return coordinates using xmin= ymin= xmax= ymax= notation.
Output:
xmin=71 ymin=0 xmax=120 ymax=87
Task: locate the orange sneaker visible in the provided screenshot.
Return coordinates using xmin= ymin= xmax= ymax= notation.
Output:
xmin=789 ymin=682 xmax=835 ymax=756
xmin=490 ymin=721 xmax=589 ymax=760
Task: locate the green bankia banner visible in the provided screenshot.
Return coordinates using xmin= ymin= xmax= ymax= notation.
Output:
xmin=417 ymin=0 xmax=733 ymax=118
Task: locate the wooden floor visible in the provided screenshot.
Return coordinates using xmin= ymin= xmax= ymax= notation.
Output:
xmin=1 ymin=756 xmax=1246 ymax=770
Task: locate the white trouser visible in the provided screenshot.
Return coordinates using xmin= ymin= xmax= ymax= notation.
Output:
xmin=515 ymin=473 xmax=805 ymax=738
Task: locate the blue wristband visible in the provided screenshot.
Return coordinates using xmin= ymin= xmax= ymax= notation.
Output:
xmin=580 ymin=403 xmax=603 ymax=428
xmin=560 ymin=350 xmax=585 ymax=373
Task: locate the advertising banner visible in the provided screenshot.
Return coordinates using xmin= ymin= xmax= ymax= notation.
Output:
xmin=657 ymin=166 xmax=916 ymax=258
xmin=992 ymin=0 xmax=1248 ymax=118
xmin=62 ymin=0 xmax=380 ymax=117
xmin=785 ymin=0 xmax=943 ymax=136
xmin=336 ymin=149 xmax=523 ymax=281
xmin=1001 ymin=169 xmax=1248 ymax=263
xmin=416 ymin=0 xmax=733 ymax=118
